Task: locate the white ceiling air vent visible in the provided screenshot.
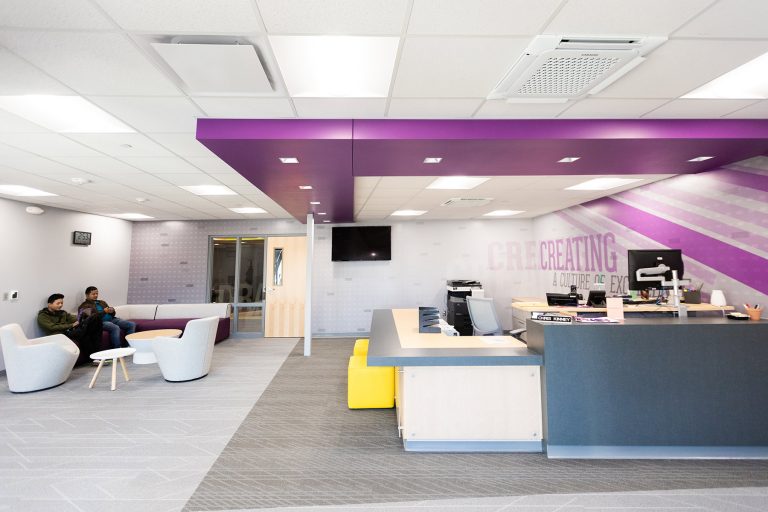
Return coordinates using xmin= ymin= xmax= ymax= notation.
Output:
xmin=441 ymin=198 xmax=493 ymax=207
xmin=489 ymin=35 xmax=666 ymax=101
xmin=152 ymin=36 xmax=273 ymax=95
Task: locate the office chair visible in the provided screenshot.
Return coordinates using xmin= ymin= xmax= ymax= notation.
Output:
xmin=466 ymin=297 xmax=504 ymax=336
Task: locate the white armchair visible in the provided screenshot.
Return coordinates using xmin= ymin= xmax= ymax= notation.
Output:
xmin=152 ymin=316 xmax=218 ymax=382
xmin=0 ymin=323 xmax=80 ymax=393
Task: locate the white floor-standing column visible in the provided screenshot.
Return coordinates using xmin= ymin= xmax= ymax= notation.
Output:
xmin=304 ymin=214 xmax=314 ymax=356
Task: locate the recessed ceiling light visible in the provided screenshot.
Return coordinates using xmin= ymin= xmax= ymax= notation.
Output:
xmin=688 ymin=156 xmax=714 ymax=162
xmin=558 ymin=157 xmax=580 ymax=163
xmin=483 ymin=210 xmax=524 ymax=217
xmin=426 ymin=177 xmax=489 ymax=190
xmin=279 ymin=157 xmax=299 ymax=164
xmin=317 ymin=212 xmax=327 ymax=215
xmin=309 ymin=201 xmax=321 ymax=205
xmin=323 ymin=220 xmax=330 ymax=223
xmin=423 ymin=157 xmax=443 ymax=164
xmin=391 ymin=210 xmax=427 ymax=216
xmin=179 ymin=185 xmax=237 ymax=196
xmin=111 ymin=213 xmax=154 ymax=220
xmin=229 ymin=207 xmax=266 ymax=214
xmin=269 ymin=35 xmax=399 ymax=97
xmin=0 ymin=185 xmax=57 ymax=197
xmin=70 ymin=177 xmax=92 ymax=185
xmin=299 ymin=185 xmax=313 ymax=190
xmin=566 ymin=178 xmax=642 ymax=191
xmin=135 ymin=197 xmax=148 ymax=203
xmin=682 ymin=50 xmax=768 ymax=99
xmin=0 ymin=95 xmax=134 ymax=133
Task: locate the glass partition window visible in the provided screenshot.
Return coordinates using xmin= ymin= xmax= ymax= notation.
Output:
xmin=210 ymin=237 xmax=237 ymax=303
xmin=239 ymin=238 xmax=265 ymax=303
xmin=273 ymin=247 xmax=284 ymax=286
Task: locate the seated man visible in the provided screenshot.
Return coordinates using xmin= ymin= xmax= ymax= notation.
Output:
xmin=78 ymin=286 xmax=136 ymax=349
xmin=37 ymin=293 xmax=103 ymax=355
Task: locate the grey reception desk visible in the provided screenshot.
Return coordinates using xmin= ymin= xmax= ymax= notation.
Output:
xmin=527 ymin=317 xmax=768 ymax=459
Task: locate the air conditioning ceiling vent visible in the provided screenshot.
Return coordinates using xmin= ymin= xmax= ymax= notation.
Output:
xmin=489 ymin=35 xmax=666 ymax=100
xmin=441 ymin=198 xmax=493 ymax=207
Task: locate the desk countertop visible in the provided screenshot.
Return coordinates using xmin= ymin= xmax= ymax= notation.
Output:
xmin=511 ymin=300 xmax=733 ymax=314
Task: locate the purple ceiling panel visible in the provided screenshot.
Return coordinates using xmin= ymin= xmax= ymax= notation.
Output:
xmin=198 ymin=119 xmax=768 ymax=224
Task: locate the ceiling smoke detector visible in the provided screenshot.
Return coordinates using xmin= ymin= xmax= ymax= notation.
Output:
xmin=489 ymin=35 xmax=666 ymax=100
xmin=441 ymin=198 xmax=493 ymax=207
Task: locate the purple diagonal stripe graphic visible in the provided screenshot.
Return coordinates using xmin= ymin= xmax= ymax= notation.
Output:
xmin=584 ymin=197 xmax=768 ymax=295
xmin=708 ymin=169 xmax=768 ymax=193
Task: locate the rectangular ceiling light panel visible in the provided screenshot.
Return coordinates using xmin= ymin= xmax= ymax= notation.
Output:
xmin=269 ymin=36 xmax=399 ymax=97
xmin=427 ymin=177 xmax=489 ymax=189
xmin=0 ymin=96 xmax=134 ymax=133
xmin=683 ymin=50 xmax=768 ymax=99
xmin=152 ymin=43 xmax=273 ymax=95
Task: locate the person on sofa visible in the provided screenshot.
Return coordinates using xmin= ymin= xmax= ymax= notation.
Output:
xmin=37 ymin=293 xmax=103 ymax=355
xmin=78 ymin=286 xmax=136 ymax=349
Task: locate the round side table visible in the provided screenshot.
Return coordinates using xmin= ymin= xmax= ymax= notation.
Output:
xmin=89 ymin=347 xmax=136 ymax=391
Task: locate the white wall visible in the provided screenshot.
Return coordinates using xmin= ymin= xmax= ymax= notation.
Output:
xmin=0 ymin=198 xmax=132 ymax=370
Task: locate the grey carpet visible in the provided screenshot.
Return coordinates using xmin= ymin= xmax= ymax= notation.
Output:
xmin=183 ymin=338 xmax=768 ymax=511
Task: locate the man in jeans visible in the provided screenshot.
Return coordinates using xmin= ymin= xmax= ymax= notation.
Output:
xmin=38 ymin=293 xmax=103 ymax=356
xmin=78 ymin=286 xmax=136 ymax=349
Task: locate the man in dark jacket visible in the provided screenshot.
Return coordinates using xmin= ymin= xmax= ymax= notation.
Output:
xmin=78 ymin=286 xmax=135 ymax=349
xmin=38 ymin=293 xmax=103 ymax=356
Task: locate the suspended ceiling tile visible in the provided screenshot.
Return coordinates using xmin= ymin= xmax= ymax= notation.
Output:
xmin=408 ymin=0 xmax=561 ymax=35
xmin=0 ymin=0 xmax=113 ymax=29
xmin=67 ymin=133 xmax=175 ymax=157
xmin=205 ymin=172 xmax=253 ymax=186
xmin=186 ymin=156 xmax=234 ymax=172
xmin=0 ymin=133 xmax=101 ymax=157
xmin=475 ymin=100 xmax=571 ymax=118
xmin=0 ymin=31 xmax=180 ymax=96
xmin=88 ymin=96 xmax=203 ymax=133
xmin=118 ymin=156 xmax=199 ymax=172
xmin=596 ymin=39 xmax=768 ymax=99
xmin=393 ymin=37 xmax=529 ymax=98
xmin=643 ymin=99 xmax=758 ymax=118
xmin=559 ymin=98 xmax=669 ymax=118
xmin=54 ymin=156 xmax=145 ymax=176
xmin=388 ymin=98 xmax=483 ymax=118
xmin=0 ymin=155 xmax=83 ymax=175
xmin=193 ymin=97 xmax=295 ymax=118
xmin=257 ymin=0 xmax=408 ymax=34
xmin=146 ymin=133 xmax=214 ymax=157
xmin=674 ymin=0 xmax=768 ymax=39
xmin=544 ymin=0 xmax=712 ymax=34
xmin=151 ymin=172 xmax=216 ymax=186
xmin=0 ymin=48 xmax=72 ymax=95
xmin=374 ymin=176 xmax=436 ymax=189
xmin=725 ymin=100 xmax=768 ymax=119
xmin=94 ymin=0 xmax=262 ymax=33
xmin=293 ymin=98 xmax=386 ymax=118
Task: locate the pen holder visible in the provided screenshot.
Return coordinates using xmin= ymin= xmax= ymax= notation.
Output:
xmin=745 ymin=307 xmax=763 ymax=321
xmin=682 ymin=290 xmax=701 ymax=304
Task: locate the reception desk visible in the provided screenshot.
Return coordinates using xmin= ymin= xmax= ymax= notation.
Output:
xmin=368 ymin=309 xmax=543 ymax=452
xmin=527 ymin=317 xmax=768 ymax=459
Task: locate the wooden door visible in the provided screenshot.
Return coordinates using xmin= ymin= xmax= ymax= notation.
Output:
xmin=265 ymin=236 xmax=307 ymax=337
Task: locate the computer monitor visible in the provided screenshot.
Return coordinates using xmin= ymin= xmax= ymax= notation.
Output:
xmin=627 ymin=249 xmax=684 ymax=291
xmin=546 ymin=292 xmax=579 ymax=306
xmin=586 ymin=290 xmax=606 ymax=307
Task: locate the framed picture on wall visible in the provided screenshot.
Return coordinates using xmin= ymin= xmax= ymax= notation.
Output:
xmin=72 ymin=231 xmax=92 ymax=246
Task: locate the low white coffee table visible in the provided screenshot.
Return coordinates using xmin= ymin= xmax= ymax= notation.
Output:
xmin=126 ymin=329 xmax=182 ymax=364
xmin=89 ymin=347 xmax=136 ymax=391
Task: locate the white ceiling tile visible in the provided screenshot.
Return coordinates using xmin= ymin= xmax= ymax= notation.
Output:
xmin=388 ymin=99 xmax=483 ymax=118
xmin=0 ymin=32 xmax=180 ymax=95
xmin=475 ymin=100 xmax=570 ymax=118
xmin=597 ymin=39 xmax=768 ymax=98
xmin=205 ymin=172 xmax=253 ymax=186
xmin=148 ymin=172 xmax=212 ymax=186
xmin=118 ymin=156 xmax=198 ymax=172
xmin=257 ymin=0 xmax=408 ymax=34
xmin=186 ymin=156 xmax=235 ymax=172
xmin=409 ymin=0 xmax=561 ymax=35
xmin=0 ymin=48 xmax=72 ymax=95
xmin=0 ymin=142 xmax=32 ymax=157
xmin=0 ymin=0 xmax=113 ymax=29
xmin=94 ymin=0 xmax=262 ymax=33
xmin=375 ymin=177 xmax=435 ymax=189
xmin=0 ymin=133 xmax=101 ymax=156
xmin=675 ymin=0 xmax=768 ymax=39
xmin=88 ymin=96 xmax=203 ymax=132
xmin=106 ymin=173 xmax=174 ymax=187
xmin=544 ymin=0 xmax=712 ymax=34
xmin=724 ymin=100 xmax=768 ymax=119
xmin=0 ymin=108 xmax=51 ymax=133
xmin=66 ymin=133 xmax=174 ymax=157
xmin=393 ymin=37 xmax=529 ymax=97
xmin=54 ymin=156 xmax=144 ymax=176
xmin=0 ymin=155 xmax=83 ymax=175
xmin=146 ymin=133 xmax=215 ymax=157
xmin=194 ymin=97 xmax=295 ymax=118
xmin=293 ymin=98 xmax=386 ymax=118
xmin=643 ymin=99 xmax=757 ymax=118
xmin=559 ymin=98 xmax=669 ymax=118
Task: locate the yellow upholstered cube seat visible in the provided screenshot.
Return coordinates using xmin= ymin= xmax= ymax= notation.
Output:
xmin=347 ymin=355 xmax=394 ymax=409
xmin=353 ymin=338 xmax=369 ymax=356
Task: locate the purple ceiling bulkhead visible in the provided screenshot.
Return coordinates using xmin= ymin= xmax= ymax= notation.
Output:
xmin=197 ymin=119 xmax=768 ymax=224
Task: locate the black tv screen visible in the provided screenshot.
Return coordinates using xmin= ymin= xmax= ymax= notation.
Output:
xmin=332 ymin=226 xmax=391 ymax=261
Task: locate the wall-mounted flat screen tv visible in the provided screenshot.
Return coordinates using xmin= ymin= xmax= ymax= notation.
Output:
xmin=332 ymin=226 xmax=391 ymax=261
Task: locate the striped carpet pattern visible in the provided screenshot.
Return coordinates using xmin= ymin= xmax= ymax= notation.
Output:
xmin=183 ymin=338 xmax=768 ymax=510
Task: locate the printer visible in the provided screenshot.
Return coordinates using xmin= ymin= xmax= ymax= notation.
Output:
xmin=446 ymin=279 xmax=482 ymax=336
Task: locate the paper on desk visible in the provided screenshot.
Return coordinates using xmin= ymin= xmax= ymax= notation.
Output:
xmin=606 ymin=297 xmax=624 ymax=321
